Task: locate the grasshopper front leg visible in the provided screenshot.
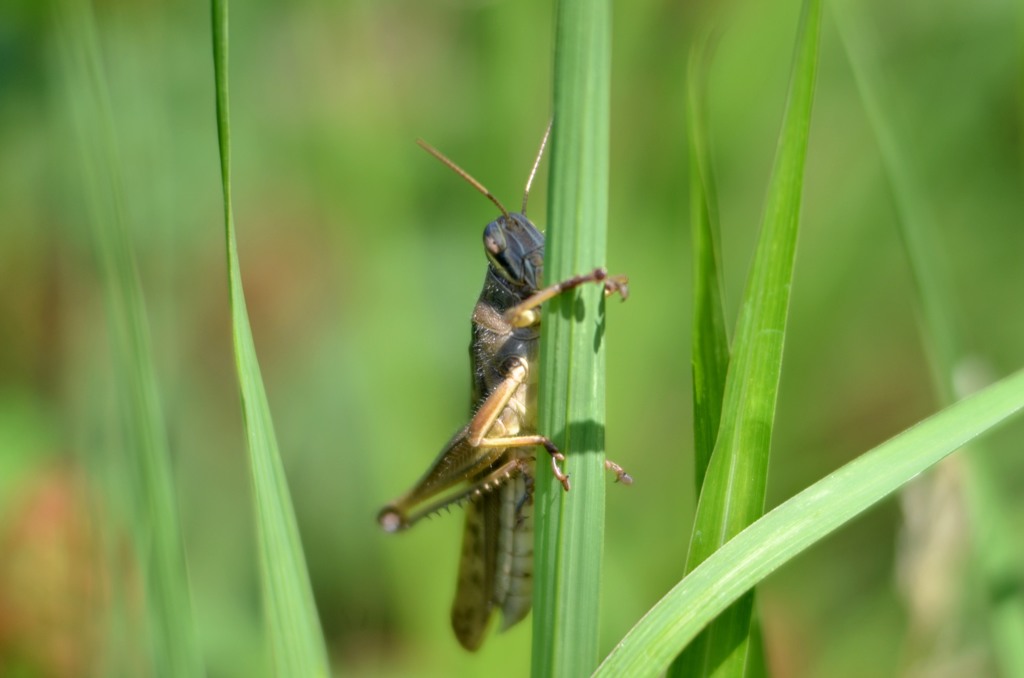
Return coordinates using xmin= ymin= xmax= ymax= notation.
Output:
xmin=504 ymin=267 xmax=630 ymax=328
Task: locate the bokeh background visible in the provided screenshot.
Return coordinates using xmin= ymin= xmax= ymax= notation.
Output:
xmin=1 ymin=0 xmax=1022 ymax=675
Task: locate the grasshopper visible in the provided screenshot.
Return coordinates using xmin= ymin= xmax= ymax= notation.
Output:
xmin=377 ymin=126 xmax=631 ymax=651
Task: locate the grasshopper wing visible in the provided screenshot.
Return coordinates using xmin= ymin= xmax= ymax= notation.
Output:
xmin=450 ymin=489 xmax=499 ymax=651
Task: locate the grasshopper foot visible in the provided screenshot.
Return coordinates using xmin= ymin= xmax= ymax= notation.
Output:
xmin=550 ymin=452 xmax=571 ymax=491
xmin=604 ymin=459 xmax=633 ymax=485
xmin=604 ymin=275 xmax=629 ymax=301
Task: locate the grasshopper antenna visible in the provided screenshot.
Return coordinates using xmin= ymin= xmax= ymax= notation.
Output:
xmin=521 ymin=120 xmax=552 ymax=215
xmin=417 ymin=139 xmax=511 ymax=221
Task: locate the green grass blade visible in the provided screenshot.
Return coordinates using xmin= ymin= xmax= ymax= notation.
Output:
xmin=834 ymin=5 xmax=1024 ymax=675
xmin=687 ymin=26 xmax=730 ymax=495
xmin=683 ymin=22 xmax=773 ymax=678
xmin=596 ymin=366 xmax=1024 ymax=677
xmin=832 ymin=3 xmax=960 ymax=402
xmin=674 ymin=0 xmax=822 ymax=675
xmin=55 ymin=1 xmax=203 ymax=675
xmin=210 ymin=2 xmax=329 ymax=675
xmin=531 ymin=0 xmax=613 ymax=675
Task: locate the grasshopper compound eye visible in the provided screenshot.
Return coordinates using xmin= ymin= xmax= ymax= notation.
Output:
xmin=483 ymin=222 xmax=507 ymax=256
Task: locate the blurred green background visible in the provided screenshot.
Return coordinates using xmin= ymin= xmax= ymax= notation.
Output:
xmin=1 ymin=0 xmax=1022 ymax=675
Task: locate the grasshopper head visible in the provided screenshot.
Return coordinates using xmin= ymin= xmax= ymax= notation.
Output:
xmin=483 ymin=213 xmax=545 ymax=292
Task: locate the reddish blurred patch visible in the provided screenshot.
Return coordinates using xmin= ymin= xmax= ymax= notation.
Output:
xmin=0 ymin=465 xmax=104 ymax=677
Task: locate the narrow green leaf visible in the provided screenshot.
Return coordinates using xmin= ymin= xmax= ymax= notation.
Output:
xmin=55 ymin=1 xmax=203 ymax=675
xmin=687 ymin=26 xmax=730 ymax=496
xmin=531 ymin=0 xmax=613 ymax=675
xmin=832 ymin=2 xmax=960 ymax=402
xmin=210 ymin=2 xmax=329 ymax=675
xmin=835 ymin=4 xmax=1024 ymax=675
xmin=676 ymin=0 xmax=822 ymax=675
xmin=596 ymin=367 xmax=1024 ymax=677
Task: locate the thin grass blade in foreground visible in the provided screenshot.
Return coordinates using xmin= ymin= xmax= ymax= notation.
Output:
xmin=686 ymin=25 xmax=730 ymax=498
xmin=531 ymin=0 xmax=614 ymax=675
xmin=682 ymin=24 xmax=768 ymax=678
xmin=674 ymin=1 xmax=821 ymax=675
xmin=56 ymin=1 xmax=202 ymax=674
xmin=211 ymin=1 xmax=329 ymax=674
xmin=596 ymin=366 xmax=1024 ymax=677
xmin=834 ymin=5 xmax=1024 ymax=674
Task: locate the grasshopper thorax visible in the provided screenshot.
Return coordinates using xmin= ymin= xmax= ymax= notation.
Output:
xmin=483 ymin=213 xmax=544 ymax=295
